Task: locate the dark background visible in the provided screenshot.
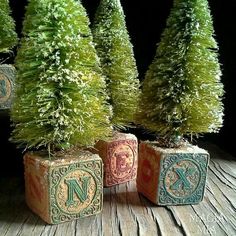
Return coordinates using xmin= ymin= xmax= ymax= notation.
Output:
xmin=1 ymin=0 xmax=235 ymax=177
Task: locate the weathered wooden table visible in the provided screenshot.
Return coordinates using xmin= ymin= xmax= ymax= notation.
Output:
xmin=0 ymin=143 xmax=235 ymax=236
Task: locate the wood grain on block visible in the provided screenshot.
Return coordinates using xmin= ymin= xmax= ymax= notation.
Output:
xmin=94 ymin=132 xmax=138 ymax=187
xmin=137 ymin=141 xmax=209 ymax=205
xmin=0 ymin=64 xmax=15 ymax=110
xmin=24 ymin=150 xmax=103 ymax=224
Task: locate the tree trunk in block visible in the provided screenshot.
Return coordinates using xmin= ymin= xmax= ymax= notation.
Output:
xmin=94 ymin=132 xmax=138 ymax=187
xmin=137 ymin=141 xmax=209 ymax=205
xmin=0 ymin=64 xmax=15 ymax=110
xmin=24 ymin=150 xmax=103 ymax=224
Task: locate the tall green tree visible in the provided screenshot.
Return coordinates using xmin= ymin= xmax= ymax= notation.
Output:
xmin=92 ymin=0 xmax=140 ymax=129
xmin=0 ymin=0 xmax=18 ymax=54
xmin=136 ymin=0 xmax=224 ymax=145
xmin=10 ymin=0 xmax=112 ymax=151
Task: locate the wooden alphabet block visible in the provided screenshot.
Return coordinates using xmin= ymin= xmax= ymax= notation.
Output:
xmin=24 ymin=150 xmax=103 ymax=224
xmin=0 ymin=65 xmax=15 ymax=110
xmin=137 ymin=141 xmax=209 ymax=205
xmin=94 ymin=132 xmax=138 ymax=187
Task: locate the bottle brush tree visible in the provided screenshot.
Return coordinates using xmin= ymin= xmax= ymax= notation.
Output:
xmin=0 ymin=0 xmax=18 ymax=110
xmin=136 ymin=0 xmax=224 ymax=147
xmin=0 ymin=0 xmax=18 ymax=57
xmin=10 ymin=0 xmax=112 ymax=152
xmin=92 ymin=0 xmax=140 ymax=129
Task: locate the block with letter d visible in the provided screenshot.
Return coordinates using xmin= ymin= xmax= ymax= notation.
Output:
xmin=137 ymin=141 xmax=209 ymax=205
xmin=24 ymin=150 xmax=103 ymax=224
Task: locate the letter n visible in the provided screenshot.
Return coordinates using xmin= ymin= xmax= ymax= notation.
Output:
xmin=65 ymin=176 xmax=91 ymax=207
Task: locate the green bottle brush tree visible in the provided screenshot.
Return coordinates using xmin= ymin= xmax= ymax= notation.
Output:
xmin=9 ymin=0 xmax=113 ymax=224
xmin=136 ymin=0 xmax=224 ymax=206
xmin=0 ymin=0 xmax=18 ymax=56
xmin=91 ymin=0 xmax=140 ymax=186
xmin=0 ymin=0 xmax=18 ymax=110
xmin=10 ymin=0 xmax=112 ymax=153
xmin=92 ymin=0 xmax=140 ymax=129
xmin=136 ymin=0 xmax=224 ymax=147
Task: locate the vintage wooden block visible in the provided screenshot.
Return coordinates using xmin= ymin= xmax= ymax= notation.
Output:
xmin=94 ymin=132 xmax=138 ymax=187
xmin=137 ymin=141 xmax=209 ymax=205
xmin=0 ymin=64 xmax=15 ymax=110
xmin=24 ymin=150 xmax=103 ymax=224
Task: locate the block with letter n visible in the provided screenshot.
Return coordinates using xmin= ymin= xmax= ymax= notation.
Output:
xmin=137 ymin=141 xmax=209 ymax=205
xmin=24 ymin=150 xmax=103 ymax=224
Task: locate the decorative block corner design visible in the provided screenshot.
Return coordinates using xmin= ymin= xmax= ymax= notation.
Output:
xmin=0 ymin=64 xmax=16 ymax=110
xmin=24 ymin=150 xmax=103 ymax=224
xmin=94 ymin=132 xmax=138 ymax=187
xmin=137 ymin=142 xmax=209 ymax=205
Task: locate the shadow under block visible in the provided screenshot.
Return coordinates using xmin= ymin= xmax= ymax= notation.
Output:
xmin=94 ymin=132 xmax=138 ymax=187
xmin=24 ymin=150 xmax=103 ymax=224
xmin=137 ymin=142 xmax=209 ymax=205
xmin=0 ymin=64 xmax=15 ymax=110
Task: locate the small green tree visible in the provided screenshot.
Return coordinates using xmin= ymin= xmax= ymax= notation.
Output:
xmin=0 ymin=0 xmax=18 ymax=55
xmin=136 ymin=0 xmax=224 ymax=146
xmin=10 ymin=0 xmax=112 ymax=151
xmin=92 ymin=0 xmax=140 ymax=129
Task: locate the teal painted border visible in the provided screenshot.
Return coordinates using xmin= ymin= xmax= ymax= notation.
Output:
xmin=48 ymin=159 xmax=103 ymax=224
xmin=157 ymin=152 xmax=209 ymax=205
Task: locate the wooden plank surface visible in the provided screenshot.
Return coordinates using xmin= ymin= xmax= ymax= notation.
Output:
xmin=0 ymin=143 xmax=235 ymax=236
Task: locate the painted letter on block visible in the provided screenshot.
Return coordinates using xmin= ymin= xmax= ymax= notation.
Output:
xmin=65 ymin=177 xmax=91 ymax=206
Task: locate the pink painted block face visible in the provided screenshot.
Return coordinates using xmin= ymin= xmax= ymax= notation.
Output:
xmin=110 ymin=141 xmax=135 ymax=179
xmin=93 ymin=133 xmax=138 ymax=187
xmin=106 ymin=139 xmax=138 ymax=186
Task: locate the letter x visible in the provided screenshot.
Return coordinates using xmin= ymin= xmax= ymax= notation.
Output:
xmin=170 ymin=167 xmax=195 ymax=191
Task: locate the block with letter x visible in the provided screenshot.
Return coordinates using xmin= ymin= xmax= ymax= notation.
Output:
xmin=137 ymin=141 xmax=209 ymax=205
xmin=24 ymin=150 xmax=103 ymax=224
